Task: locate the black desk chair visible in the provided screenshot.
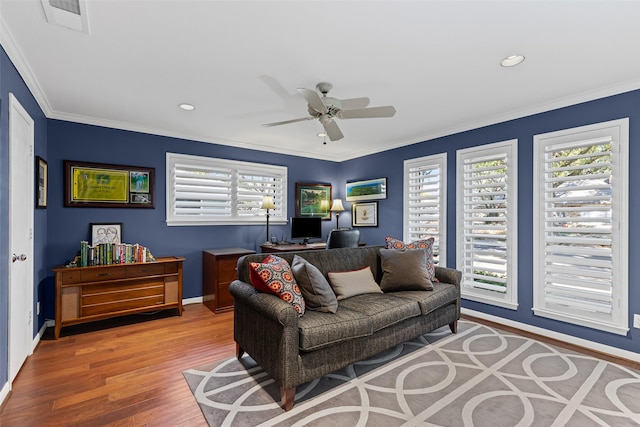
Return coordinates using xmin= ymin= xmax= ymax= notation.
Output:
xmin=326 ymin=229 xmax=360 ymax=249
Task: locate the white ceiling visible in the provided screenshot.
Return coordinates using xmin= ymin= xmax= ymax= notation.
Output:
xmin=1 ymin=0 xmax=639 ymax=162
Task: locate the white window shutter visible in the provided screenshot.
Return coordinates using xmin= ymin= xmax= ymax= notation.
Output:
xmin=404 ymin=154 xmax=446 ymax=265
xmin=457 ymin=140 xmax=518 ymax=310
xmin=533 ymin=119 xmax=629 ymax=335
xmin=166 ymin=153 xmax=287 ymax=226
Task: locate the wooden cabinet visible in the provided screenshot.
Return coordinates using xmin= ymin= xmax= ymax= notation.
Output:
xmin=52 ymin=256 xmax=185 ymax=339
xmin=202 ymin=248 xmax=255 ymax=313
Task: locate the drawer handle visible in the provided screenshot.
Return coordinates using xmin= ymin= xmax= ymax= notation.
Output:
xmin=96 ymin=273 xmax=111 ymax=277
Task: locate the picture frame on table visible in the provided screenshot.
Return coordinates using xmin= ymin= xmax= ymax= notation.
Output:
xmin=64 ymin=160 xmax=154 ymax=208
xmin=352 ymin=201 xmax=378 ymax=227
xmin=36 ymin=156 xmax=48 ymax=209
xmin=89 ymin=222 xmax=123 ymax=246
xmin=345 ymin=178 xmax=387 ymax=202
xmin=295 ymin=183 xmax=332 ymax=220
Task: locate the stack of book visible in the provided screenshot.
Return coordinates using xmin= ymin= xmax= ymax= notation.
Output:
xmin=78 ymin=241 xmax=155 ymax=267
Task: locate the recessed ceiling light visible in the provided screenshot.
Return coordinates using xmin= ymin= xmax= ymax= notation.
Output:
xmin=317 ymin=132 xmax=327 ymax=138
xmin=501 ymin=54 xmax=525 ymax=67
xmin=179 ymin=103 xmax=195 ymax=111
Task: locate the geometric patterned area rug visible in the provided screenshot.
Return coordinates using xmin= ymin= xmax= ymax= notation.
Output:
xmin=183 ymin=320 xmax=640 ymax=426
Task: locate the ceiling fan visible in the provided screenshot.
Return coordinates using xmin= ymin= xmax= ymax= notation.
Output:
xmin=262 ymin=82 xmax=396 ymax=141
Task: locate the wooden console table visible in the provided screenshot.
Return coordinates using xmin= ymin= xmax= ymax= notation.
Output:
xmin=52 ymin=256 xmax=185 ymax=339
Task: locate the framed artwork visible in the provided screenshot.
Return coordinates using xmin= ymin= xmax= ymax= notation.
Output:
xmin=352 ymin=201 xmax=378 ymax=227
xmin=346 ymin=177 xmax=387 ymax=202
xmin=89 ymin=222 xmax=123 ymax=246
xmin=295 ymin=183 xmax=332 ymax=219
xmin=36 ymin=156 xmax=48 ymax=209
xmin=64 ymin=160 xmax=154 ymax=208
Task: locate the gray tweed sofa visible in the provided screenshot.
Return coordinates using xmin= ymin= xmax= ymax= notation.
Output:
xmin=230 ymin=245 xmax=461 ymax=411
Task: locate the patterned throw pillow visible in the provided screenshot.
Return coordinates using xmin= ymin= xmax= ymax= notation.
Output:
xmin=249 ymin=255 xmax=305 ymax=316
xmin=385 ymin=236 xmax=436 ymax=280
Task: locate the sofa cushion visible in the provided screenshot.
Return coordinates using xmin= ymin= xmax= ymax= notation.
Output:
xmin=339 ymin=293 xmax=421 ymax=332
xmin=386 ymin=282 xmax=458 ymax=315
xmin=385 ymin=236 xmax=436 ymax=280
xmin=379 ymin=248 xmax=433 ymax=292
xmin=327 ymin=266 xmax=382 ymax=300
xmin=249 ymin=255 xmax=305 ymax=316
xmin=297 ymin=307 xmax=372 ymax=351
xmin=292 ymin=255 xmax=338 ymax=313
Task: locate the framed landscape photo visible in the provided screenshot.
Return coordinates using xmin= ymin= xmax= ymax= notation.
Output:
xmin=295 ymin=183 xmax=332 ymax=219
xmin=36 ymin=156 xmax=48 ymax=209
xmin=352 ymin=201 xmax=378 ymax=227
xmin=90 ymin=222 xmax=123 ymax=245
xmin=64 ymin=160 xmax=154 ymax=208
xmin=346 ymin=177 xmax=387 ymax=202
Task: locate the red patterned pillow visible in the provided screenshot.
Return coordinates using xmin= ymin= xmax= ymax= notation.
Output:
xmin=385 ymin=236 xmax=436 ymax=280
xmin=249 ymin=255 xmax=305 ymax=316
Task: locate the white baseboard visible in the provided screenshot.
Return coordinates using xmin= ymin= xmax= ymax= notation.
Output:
xmin=0 ymin=380 xmax=10 ymax=407
xmin=462 ymin=308 xmax=640 ymax=364
xmin=183 ymin=296 xmax=203 ymax=306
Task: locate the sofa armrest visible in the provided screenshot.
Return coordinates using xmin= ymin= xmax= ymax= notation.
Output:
xmin=229 ymin=280 xmax=301 ymax=389
xmin=435 ymin=266 xmax=462 ymax=287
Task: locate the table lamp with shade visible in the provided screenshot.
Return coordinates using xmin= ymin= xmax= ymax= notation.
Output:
xmin=330 ymin=199 xmax=345 ymax=229
xmin=261 ymin=195 xmax=276 ymax=245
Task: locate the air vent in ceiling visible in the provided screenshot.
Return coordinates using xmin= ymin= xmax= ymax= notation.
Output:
xmin=41 ymin=0 xmax=89 ymax=33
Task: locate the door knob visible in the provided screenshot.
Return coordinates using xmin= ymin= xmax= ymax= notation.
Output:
xmin=12 ymin=253 xmax=27 ymax=263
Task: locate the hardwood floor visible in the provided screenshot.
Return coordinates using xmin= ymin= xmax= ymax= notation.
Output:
xmin=2 ymin=305 xmax=638 ymax=427
xmin=0 ymin=303 xmax=235 ymax=427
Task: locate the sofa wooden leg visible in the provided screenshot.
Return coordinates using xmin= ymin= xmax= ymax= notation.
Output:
xmin=449 ymin=320 xmax=458 ymax=334
xmin=236 ymin=343 xmax=244 ymax=359
xmin=281 ymin=387 xmax=295 ymax=411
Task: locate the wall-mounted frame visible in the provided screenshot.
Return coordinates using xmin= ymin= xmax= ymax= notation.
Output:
xmin=352 ymin=201 xmax=378 ymax=227
xmin=89 ymin=222 xmax=123 ymax=246
xmin=64 ymin=160 xmax=155 ymax=208
xmin=346 ymin=177 xmax=387 ymax=201
xmin=36 ymin=156 xmax=48 ymax=209
xmin=295 ymin=183 xmax=332 ymax=219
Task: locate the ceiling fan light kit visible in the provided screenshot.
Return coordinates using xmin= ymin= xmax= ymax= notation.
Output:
xmin=262 ymin=82 xmax=396 ymax=141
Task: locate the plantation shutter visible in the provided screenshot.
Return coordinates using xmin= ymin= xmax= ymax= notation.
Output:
xmin=460 ymin=151 xmax=509 ymax=293
xmin=457 ymin=139 xmax=517 ymax=310
xmin=166 ymin=153 xmax=287 ymax=225
xmin=533 ymin=118 xmax=628 ymax=335
xmin=540 ymin=137 xmax=614 ymax=314
xmin=404 ymin=154 xmax=446 ymax=265
xmin=173 ymin=163 xmax=233 ymax=217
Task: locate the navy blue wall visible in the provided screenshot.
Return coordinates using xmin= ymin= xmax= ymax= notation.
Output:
xmin=345 ymin=89 xmax=640 ymax=354
xmin=45 ymin=121 xmax=340 ymax=311
xmin=1 ymin=47 xmax=48 ymax=388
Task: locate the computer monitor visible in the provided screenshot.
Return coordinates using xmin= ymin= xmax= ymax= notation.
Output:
xmin=290 ymin=217 xmax=322 ymax=244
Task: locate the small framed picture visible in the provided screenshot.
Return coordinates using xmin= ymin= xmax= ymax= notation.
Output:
xmin=346 ymin=178 xmax=387 ymax=202
xmin=352 ymin=202 xmax=378 ymax=227
xmin=36 ymin=156 xmax=48 ymax=209
xmin=89 ymin=223 xmax=123 ymax=246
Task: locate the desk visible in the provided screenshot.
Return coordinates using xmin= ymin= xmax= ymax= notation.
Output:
xmin=260 ymin=242 xmax=327 ymax=253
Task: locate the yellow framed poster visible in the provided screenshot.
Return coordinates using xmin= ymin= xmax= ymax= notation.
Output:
xmin=65 ymin=160 xmax=154 ymax=208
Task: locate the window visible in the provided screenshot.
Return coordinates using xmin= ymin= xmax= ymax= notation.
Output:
xmin=166 ymin=153 xmax=287 ymax=226
xmin=457 ymin=140 xmax=518 ymax=309
xmin=533 ymin=119 xmax=628 ymax=335
xmin=404 ymin=154 xmax=446 ymax=265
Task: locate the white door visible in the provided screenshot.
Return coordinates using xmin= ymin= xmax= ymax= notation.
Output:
xmin=8 ymin=93 xmax=34 ymax=383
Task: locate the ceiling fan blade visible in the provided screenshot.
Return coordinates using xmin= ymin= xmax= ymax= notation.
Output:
xmin=262 ymin=116 xmax=314 ymax=127
xmin=297 ymin=88 xmax=327 ymax=114
xmin=340 ymin=97 xmax=370 ymax=109
xmin=339 ymin=106 xmax=396 ymax=119
xmin=322 ymin=118 xmax=344 ymax=141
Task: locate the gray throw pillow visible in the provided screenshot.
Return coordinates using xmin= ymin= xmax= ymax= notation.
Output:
xmin=291 ymin=255 xmax=338 ymax=313
xmin=379 ymin=248 xmax=434 ymax=292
